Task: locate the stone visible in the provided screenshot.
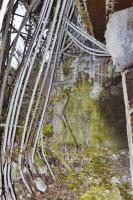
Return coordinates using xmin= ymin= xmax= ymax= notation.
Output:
xmin=38 ymin=166 xmax=47 ymax=175
xmin=111 ymin=176 xmax=121 ymax=185
xmin=28 ymin=158 xmax=37 ymax=174
xmin=27 ymin=193 xmax=32 ymax=198
xmin=34 ymin=178 xmax=47 ymax=193
xmin=19 ymin=195 xmax=23 ymax=200
xmin=128 ymin=191 xmax=133 ymax=196
xmin=80 ymin=186 xmax=122 ymax=200
xmin=119 ymin=150 xmax=127 ymax=155
xmin=112 ymin=154 xmax=118 ymax=160
xmin=105 ymin=7 xmax=133 ymax=71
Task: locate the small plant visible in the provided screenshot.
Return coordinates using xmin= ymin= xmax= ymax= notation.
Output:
xmin=43 ymin=124 xmax=53 ymax=137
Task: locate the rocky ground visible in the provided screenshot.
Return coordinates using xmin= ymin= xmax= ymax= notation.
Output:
xmin=14 ymin=139 xmax=133 ymax=200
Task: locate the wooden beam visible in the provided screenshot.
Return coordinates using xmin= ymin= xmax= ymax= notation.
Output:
xmin=122 ymin=70 xmax=133 ymax=189
xmin=86 ymin=0 xmax=106 ymax=42
xmin=115 ymin=0 xmax=133 ymax=11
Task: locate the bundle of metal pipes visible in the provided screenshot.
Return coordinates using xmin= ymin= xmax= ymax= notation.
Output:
xmin=64 ymin=17 xmax=110 ymax=57
xmin=0 ymin=0 xmax=110 ymax=199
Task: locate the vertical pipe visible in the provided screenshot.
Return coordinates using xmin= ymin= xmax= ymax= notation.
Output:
xmin=122 ymin=71 xmax=133 ymax=190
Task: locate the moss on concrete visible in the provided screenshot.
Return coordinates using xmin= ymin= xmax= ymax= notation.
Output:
xmin=58 ymin=83 xmax=121 ymax=149
xmin=43 ymin=124 xmax=53 ymax=137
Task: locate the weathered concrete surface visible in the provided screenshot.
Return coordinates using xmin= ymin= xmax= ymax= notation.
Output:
xmin=105 ymin=7 xmax=133 ymax=71
xmin=53 ymin=56 xmax=127 ymax=149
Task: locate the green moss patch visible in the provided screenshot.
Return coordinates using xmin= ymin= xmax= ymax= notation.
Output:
xmin=80 ymin=186 xmax=122 ymax=200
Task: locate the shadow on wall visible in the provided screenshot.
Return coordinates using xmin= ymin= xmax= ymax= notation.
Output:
xmin=114 ymin=0 xmax=133 ymax=11
xmin=85 ymin=0 xmax=133 ymax=42
xmin=86 ymin=0 xmax=106 ymax=42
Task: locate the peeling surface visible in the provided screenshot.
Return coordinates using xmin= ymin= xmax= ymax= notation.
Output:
xmin=105 ymin=7 xmax=133 ymax=70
